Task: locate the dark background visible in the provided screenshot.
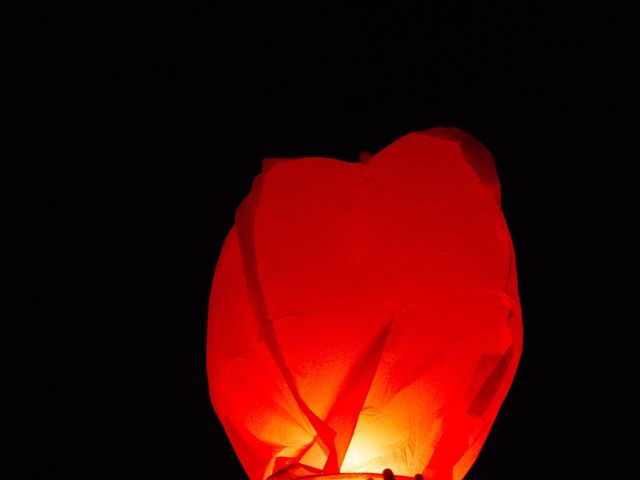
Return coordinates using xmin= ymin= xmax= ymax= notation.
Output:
xmin=5 ymin=3 xmax=636 ymax=479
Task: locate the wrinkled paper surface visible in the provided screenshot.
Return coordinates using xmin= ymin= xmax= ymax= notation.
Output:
xmin=207 ymin=128 xmax=523 ymax=480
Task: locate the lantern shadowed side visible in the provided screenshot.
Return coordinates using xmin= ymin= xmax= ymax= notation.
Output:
xmin=207 ymin=128 xmax=523 ymax=480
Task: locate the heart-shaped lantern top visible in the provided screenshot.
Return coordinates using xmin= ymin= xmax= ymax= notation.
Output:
xmin=207 ymin=128 xmax=523 ymax=480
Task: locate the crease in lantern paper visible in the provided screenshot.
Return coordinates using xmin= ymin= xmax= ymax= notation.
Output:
xmin=234 ymin=169 xmax=405 ymax=474
xmin=234 ymin=174 xmax=341 ymax=472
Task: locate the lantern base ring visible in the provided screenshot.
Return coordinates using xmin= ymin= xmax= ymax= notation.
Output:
xmin=300 ymin=474 xmax=414 ymax=480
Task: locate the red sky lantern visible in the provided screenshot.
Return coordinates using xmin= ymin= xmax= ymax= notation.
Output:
xmin=207 ymin=128 xmax=523 ymax=480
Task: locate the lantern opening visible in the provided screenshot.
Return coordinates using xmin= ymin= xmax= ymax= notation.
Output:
xmin=302 ymin=475 xmax=414 ymax=480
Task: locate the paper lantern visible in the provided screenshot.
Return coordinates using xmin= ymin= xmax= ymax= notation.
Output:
xmin=207 ymin=128 xmax=523 ymax=480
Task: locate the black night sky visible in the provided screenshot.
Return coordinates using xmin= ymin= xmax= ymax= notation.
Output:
xmin=6 ymin=3 xmax=636 ymax=479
